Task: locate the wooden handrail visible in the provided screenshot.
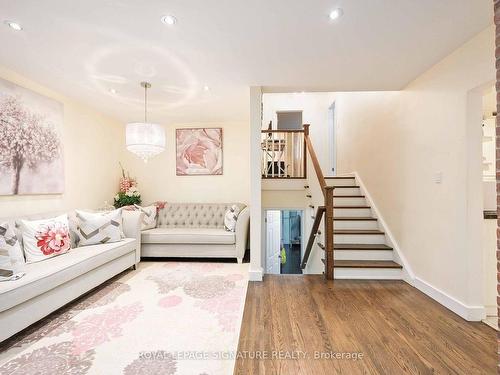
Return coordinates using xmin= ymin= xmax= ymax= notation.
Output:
xmin=303 ymin=124 xmax=327 ymax=196
xmin=301 ymin=206 xmax=325 ymax=269
xmin=302 ymin=124 xmax=335 ymax=280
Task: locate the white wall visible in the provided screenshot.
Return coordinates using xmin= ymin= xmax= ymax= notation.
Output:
xmin=261 ymin=26 xmax=495 ymax=319
xmin=250 ymin=87 xmax=263 ymax=281
xmin=123 ymin=121 xmax=250 ymax=205
xmin=337 ymin=27 xmax=494 ymax=316
xmin=483 ymin=218 xmax=497 ymax=316
xmin=0 ymin=66 xmax=124 ymax=218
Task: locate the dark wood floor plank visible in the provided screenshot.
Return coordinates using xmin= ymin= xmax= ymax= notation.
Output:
xmin=235 ymin=276 xmax=496 ymax=375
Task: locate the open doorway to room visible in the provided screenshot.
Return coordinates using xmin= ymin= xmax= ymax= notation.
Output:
xmin=265 ymin=209 xmax=303 ymax=275
xmin=481 ymin=85 xmax=498 ymax=330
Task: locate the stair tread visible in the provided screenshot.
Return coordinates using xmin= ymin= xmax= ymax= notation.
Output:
xmin=334 ymin=260 xmax=402 ymax=269
xmin=334 ymin=244 xmax=393 ymax=250
xmin=334 ymin=217 xmax=377 ymax=221
xmin=331 ymin=185 xmax=359 ymax=189
xmin=324 ymin=176 xmax=355 ymax=179
xmin=334 ymin=206 xmax=370 ymax=209
xmin=333 ymin=195 xmax=365 ymax=198
xmin=334 ymin=229 xmax=385 ymax=235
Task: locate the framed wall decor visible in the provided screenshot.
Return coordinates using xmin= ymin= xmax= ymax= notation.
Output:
xmin=0 ymin=78 xmax=64 ymax=195
xmin=176 ymin=128 xmax=223 ymax=175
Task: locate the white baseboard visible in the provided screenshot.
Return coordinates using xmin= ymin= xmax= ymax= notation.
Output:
xmin=411 ymin=277 xmax=485 ymax=321
xmin=249 ymin=267 xmax=263 ymax=281
xmin=485 ymin=305 xmax=497 ymax=316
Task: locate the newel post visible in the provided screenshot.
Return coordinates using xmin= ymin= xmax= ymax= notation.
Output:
xmin=324 ymin=186 xmax=335 ymax=280
xmin=303 ymin=123 xmax=310 ymax=136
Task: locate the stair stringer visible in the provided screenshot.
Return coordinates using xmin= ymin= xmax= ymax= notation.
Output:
xmin=353 ymin=171 xmax=414 ymax=283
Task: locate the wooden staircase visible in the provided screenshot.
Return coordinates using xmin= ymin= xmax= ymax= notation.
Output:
xmin=301 ymin=125 xmax=402 ymax=280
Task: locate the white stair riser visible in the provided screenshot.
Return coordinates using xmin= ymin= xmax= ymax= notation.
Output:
xmin=326 ymin=178 xmax=356 ymax=187
xmin=335 ymin=208 xmax=372 ymax=217
xmin=334 ymin=234 xmax=386 ymax=244
xmin=334 ymin=250 xmax=393 ymax=261
xmin=334 ymin=188 xmax=361 ymax=196
xmin=334 ymin=197 xmax=366 ymax=206
xmin=334 ymin=220 xmax=379 ymax=230
xmin=334 ymin=267 xmax=402 ymax=280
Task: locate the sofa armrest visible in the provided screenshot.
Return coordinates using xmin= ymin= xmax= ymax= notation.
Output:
xmin=122 ymin=210 xmax=143 ymax=265
xmin=234 ymin=206 xmax=250 ymax=263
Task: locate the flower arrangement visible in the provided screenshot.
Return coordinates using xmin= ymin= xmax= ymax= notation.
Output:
xmin=114 ymin=164 xmax=142 ymax=208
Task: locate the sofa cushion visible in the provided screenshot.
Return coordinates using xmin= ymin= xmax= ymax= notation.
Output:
xmin=141 ymin=228 xmax=236 ymax=245
xmin=0 ymin=238 xmax=136 ymax=313
xmin=157 ymin=203 xmax=245 ymax=229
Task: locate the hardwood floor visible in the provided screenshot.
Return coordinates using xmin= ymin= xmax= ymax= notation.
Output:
xmin=235 ymin=276 xmax=496 ymax=375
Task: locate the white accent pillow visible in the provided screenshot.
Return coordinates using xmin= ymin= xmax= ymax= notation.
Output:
xmin=224 ymin=205 xmax=242 ymax=232
xmin=0 ymin=222 xmax=25 ymax=276
xmin=18 ymin=215 xmax=71 ymax=264
xmin=134 ymin=204 xmax=157 ymax=230
xmin=75 ymin=209 xmax=123 ymax=246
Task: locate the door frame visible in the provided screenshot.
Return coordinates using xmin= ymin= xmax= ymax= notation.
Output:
xmin=328 ymin=101 xmax=337 ymax=176
xmin=262 ymin=207 xmax=305 ymax=274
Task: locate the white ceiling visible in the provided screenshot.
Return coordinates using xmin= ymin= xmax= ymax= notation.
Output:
xmin=0 ymin=0 xmax=493 ymax=124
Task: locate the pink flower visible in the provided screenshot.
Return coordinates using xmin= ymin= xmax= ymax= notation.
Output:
xmin=35 ymin=223 xmax=70 ymax=255
xmin=119 ymin=177 xmax=136 ymax=193
xmin=176 ymin=129 xmax=222 ymax=175
xmin=71 ymin=302 xmax=142 ymax=355
xmin=158 ymin=295 xmax=182 ymax=309
xmin=154 ymin=201 xmax=167 ymax=213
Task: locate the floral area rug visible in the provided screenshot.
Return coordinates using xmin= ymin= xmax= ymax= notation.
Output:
xmin=0 ymin=261 xmax=249 ymax=375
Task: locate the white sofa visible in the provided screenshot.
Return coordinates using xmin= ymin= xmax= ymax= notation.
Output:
xmin=0 ymin=210 xmax=142 ymax=343
xmin=141 ymin=203 xmax=249 ymax=263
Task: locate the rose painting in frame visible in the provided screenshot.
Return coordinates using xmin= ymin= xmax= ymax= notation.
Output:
xmin=0 ymin=78 xmax=64 ymax=195
xmin=176 ymin=128 xmax=223 ymax=175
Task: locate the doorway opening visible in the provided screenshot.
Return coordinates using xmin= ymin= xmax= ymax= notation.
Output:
xmin=481 ymin=84 xmax=498 ymax=330
xmin=265 ymin=209 xmax=303 ymax=275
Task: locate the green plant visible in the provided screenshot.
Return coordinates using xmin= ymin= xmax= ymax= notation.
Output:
xmin=114 ymin=186 xmax=141 ymax=208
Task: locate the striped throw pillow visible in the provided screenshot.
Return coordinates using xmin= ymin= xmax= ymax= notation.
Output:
xmin=75 ymin=209 xmax=123 ymax=246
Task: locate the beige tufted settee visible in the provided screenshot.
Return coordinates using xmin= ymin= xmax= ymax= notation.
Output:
xmin=140 ymin=203 xmax=249 ymax=263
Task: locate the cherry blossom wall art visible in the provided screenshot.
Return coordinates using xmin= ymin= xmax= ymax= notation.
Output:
xmin=176 ymin=128 xmax=223 ymax=175
xmin=0 ymin=78 xmax=64 ymax=195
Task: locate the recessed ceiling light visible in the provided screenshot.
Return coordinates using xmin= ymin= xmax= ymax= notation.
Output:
xmin=203 ymin=85 xmax=210 ymax=92
xmin=4 ymin=20 xmax=22 ymax=31
xmin=329 ymin=8 xmax=343 ymax=21
xmin=109 ymin=88 xmax=117 ymax=94
xmin=161 ymin=15 xmax=177 ymax=26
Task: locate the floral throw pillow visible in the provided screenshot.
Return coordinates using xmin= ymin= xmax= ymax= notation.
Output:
xmin=18 ymin=215 xmax=71 ymax=264
xmin=224 ymin=205 xmax=242 ymax=232
xmin=133 ymin=204 xmax=157 ymax=230
xmin=0 ymin=222 xmax=25 ymax=276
